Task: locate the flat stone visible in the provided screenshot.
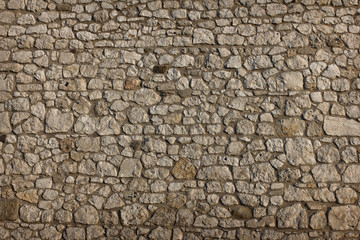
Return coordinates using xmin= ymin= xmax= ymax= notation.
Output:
xmin=171 ymin=158 xmax=196 ymax=180
xmin=74 ymin=205 xmax=99 ymax=224
xmin=277 ymin=203 xmax=308 ymax=229
xmin=323 ymin=116 xmax=360 ymax=136
xmin=133 ymin=88 xmax=161 ymax=106
xmin=45 ymin=109 xmax=73 ymax=133
xmin=193 ymin=28 xmax=215 ymax=44
xmin=19 ymin=205 xmax=41 ymax=223
xmin=285 ymin=138 xmax=315 ymax=166
xmin=119 ymin=158 xmax=142 ymax=177
xmin=343 ymin=165 xmax=360 ymax=183
xmin=276 ymin=72 xmax=303 ymax=92
xmin=328 ymin=206 xmax=360 ymax=230
xmin=197 ymin=166 xmax=232 ymax=180
xmin=311 ymin=164 xmax=341 ymax=182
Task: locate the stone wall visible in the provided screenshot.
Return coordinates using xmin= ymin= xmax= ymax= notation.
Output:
xmin=0 ymin=0 xmax=360 ymax=239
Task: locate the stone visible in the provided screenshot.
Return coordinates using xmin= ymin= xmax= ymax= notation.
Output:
xmin=118 ymin=158 xmax=142 ymax=177
xmin=235 ymin=120 xmax=255 ymax=135
xmin=197 ymin=166 xmax=232 ymax=180
xmin=45 ymin=109 xmax=73 ymax=133
xmin=205 ymin=54 xmax=223 ymax=69
xmin=323 ymin=116 xmax=360 ymax=136
xmin=275 ymin=72 xmax=303 ymax=92
xmin=76 ymin=136 xmax=100 ymax=152
xmin=335 ymin=187 xmax=358 ymax=204
xmin=74 ymin=205 xmax=99 ymax=224
xmin=311 ymin=164 xmax=341 ymax=182
xmin=97 ymin=161 xmax=117 ymax=177
xmin=227 ymin=141 xmax=244 ymax=155
xmin=150 ymin=207 xmax=176 ymax=227
xmin=86 ymin=226 xmax=105 ymax=240
xmin=244 ymin=55 xmax=272 ymax=70
xmin=173 ymin=55 xmax=194 ymax=67
xmin=22 ymin=117 xmax=44 ymax=133
xmin=193 ymin=215 xmax=218 ymax=228
xmin=285 ymin=138 xmax=315 ymax=166
xmin=124 ymin=78 xmax=140 ymax=90
xmin=133 ymin=88 xmax=161 ymax=106
xmin=328 ymin=206 xmax=360 ymax=230
xmin=63 ymin=227 xmax=85 ymax=240
xmin=74 ymin=115 xmax=96 ymax=134
xmin=96 ymin=116 xmax=120 ymax=135
xmin=250 ymin=163 xmax=276 ymax=183
xmin=0 ymin=112 xmax=11 ymax=134
xmin=0 ymin=198 xmax=19 ymax=221
xmin=127 ymin=107 xmax=149 ymax=124
xmin=225 ymin=56 xmax=242 ymax=69
xmin=343 ymin=165 xmax=360 ymax=183
xmin=280 ymin=118 xmax=305 ymax=136
xmin=277 ymin=204 xmax=308 ymax=229
xmin=104 ymin=193 xmax=125 ymax=209
xmin=120 ymin=204 xmax=149 ymax=226
xmin=309 ymin=211 xmax=327 ymax=230
xmin=230 ymin=205 xmax=252 ymax=219
xmin=316 ymin=145 xmax=339 ymax=163
xmin=217 ymin=34 xmax=244 ymax=45
xmin=16 ymin=189 xmax=38 ymax=203
xmin=244 ymin=72 xmax=266 ymax=90
xmin=39 ymin=226 xmax=62 ymax=240
xmin=19 ymin=205 xmax=41 ymax=223
xmin=193 ymin=28 xmax=214 ymax=44
xmin=148 ymin=227 xmax=172 ymax=240
xmin=171 ymin=158 xmax=196 ymax=180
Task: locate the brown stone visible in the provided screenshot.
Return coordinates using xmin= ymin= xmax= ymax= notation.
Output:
xmin=60 ymin=138 xmax=74 ymax=153
xmin=326 ymin=35 xmax=344 ymax=47
xmin=57 ymin=4 xmax=72 ymax=11
xmin=153 ymin=65 xmax=167 ymax=74
xmin=16 ymin=189 xmax=38 ymax=203
xmin=171 ymin=158 xmax=196 ymax=180
xmin=281 ymin=118 xmax=305 ymax=137
xmin=231 ymin=205 xmax=252 ymax=219
xmin=124 ymin=78 xmax=140 ymax=90
xmin=149 ymin=207 xmax=176 ymax=228
xmin=0 ymin=198 xmax=19 ymax=221
xmin=0 ymin=135 xmax=6 ymax=143
xmin=164 ymin=113 xmax=182 ymax=124
xmin=167 ymin=193 xmax=186 ymax=209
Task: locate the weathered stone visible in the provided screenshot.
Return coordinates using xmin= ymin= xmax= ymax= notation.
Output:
xmin=311 ymin=164 xmax=341 ymax=182
xmin=16 ymin=189 xmax=38 ymax=203
xmin=193 ymin=215 xmax=218 ymax=228
xmin=39 ymin=226 xmax=62 ymax=240
xmin=96 ymin=116 xmax=120 ymax=135
xmin=171 ymin=158 xmax=196 ymax=180
xmin=74 ymin=205 xmax=99 ymax=224
xmin=0 ymin=112 xmax=11 ymax=134
xmin=323 ymin=116 xmax=360 ymax=136
xmin=328 ymin=206 xmax=360 ymax=230
xmin=244 ymin=55 xmax=272 ymax=70
xmin=104 ymin=193 xmax=125 ymax=209
xmin=124 ymin=78 xmax=140 ymax=90
xmin=193 ymin=28 xmax=214 ymax=44
xmin=230 ymin=205 xmax=252 ymax=219
xmin=45 ymin=109 xmax=73 ymax=133
xmin=120 ymin=204 xmax=149 ymax=226
xmin=276 ymin=72 xmax=303 ymax=92
xmin=197 ymin=166 xmax=232 ymax=180
xmin=343 ymin=165 xmax=360 ymax=183
xmin=285 ymin=138 xmax=315 ymax=166
xmin=281 ymin=118 xmax=305 ymax=136
xmin=150 ymin=207 xmax=176 ymax=227
xmin=0 ymin=198 xmax=19 ymax=221
xmin=205 ymin=54 xmax=223 ymax=69
xmin=335 ymin=187 xmax=358 ymax=204
xmin=19 ymin=205 xmax=41 ymax=223
xmin=309 ymin=211 xmax=327 ymax=230
xmin=250 ymin=163 xmax=276 ymax=183
xmin=277 ymin=204 xmax=308 ymax=229
xmin=316 ymin=145 xmax=339 ymax=163
xmin=133 ymin=88 xmax=161 ymax=106
xmin=244 ymin=72 xmax=266 ymax=90
xmin=148 ymin=227 xmax=172 ymax=240
xmin=119 ymin=158 xmax=142 ymax=177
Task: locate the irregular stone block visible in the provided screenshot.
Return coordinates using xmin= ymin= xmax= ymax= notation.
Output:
xmin=0 ymin=198 xmax=19 ymax=221
xmin=171 ymin=158 xmax=196 ymax=180
xmin=323 ymin=116 xmax=360 ymax=136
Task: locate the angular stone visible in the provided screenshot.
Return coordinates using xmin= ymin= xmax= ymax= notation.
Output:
xmin=281 ymin=118 xmax=305 ymax=136
xmin=19 ymin=205 xmax=41 ymax=223
xmin=97 ymin=162 xmax=117 ymax=177
xmin=0 ymin=112 xmax=11 ymax=134
xmin=276 ymin=72 xmax=303 ymax=92
xmin=193 ymin=28 xmax=214 ymax=44
xmin=127 ymin=107 xmax=149 ymax=124
xmin=22 ymin=117 xmax=44 ymax=133
xmin=120 ymin=204 xmax=149 ymax=226
xmin=86 ymin=226 xmax=104 ymax=240
xmin=277 ymin=204 xmax=308 ymax=229
xmin=310 ymin=211 xmax=327 ymax=230
xmin=45 ymin=109 xmax=73 ymax=133
xmin=39 ymin=226 xmax=62 ymax=240
xmin=328 ymin=206 xmax=360 ymax=230
xmin=96 ymin=116 xmax=120 ymax=135
xmin=205 ymin=54 xmax=223 ymax=69
xmin=197 ymin=166 xmax=232 ymax=180
xmin=228 ymin=97 xmax=247 ymax=111
xmin=311 ymin=164 xmax=341 ymax=182
xmin=343 ymin=165 xmax=360 ymax=183
xmin=250 ymin=163 xmax=276 ymax=183
xmin=150 ymin=207 xmax=176 ymax=227
xmin=0 ymin=74 xmax=14 ymax=91
xmin=148 ymin=227 xmax=172 ymax=240
xmin=0 ymin=198 xmax=19 ymax=221
xmin=244 ymin=55 xmax=272 ymax=70
xmin=121 ymin=50 xmax=141 ymax=64
xmin=104 ymin=193 xmax=125 ymax=209
xmin=235 ymin=119 xmax=255 ymax=135
xmin=230 ymin=205 xmax=252 ymax=219
xmin=244 ymin=72 xmax=266 ymax=90
xmin=119 ymin=158 xmax=142 ymax=177
xmin=133 ymin=88 xmax=161 ymax=106
xmin=316 ymin=145 xmax=339 ymax=163
xmin=341 ymin=33 xmax=360 ymax=49
xmin=16 ymin=189 xmax=38 ymax=203
xmin=74 ymin=205 xmax=99 ymax=224
xmin=171 ymin=158 xmax=196 ymax=180
xmin=225 ymin=56 xmax=242 ymax=69
xmin=193 ymin=215 xmax=218 ymax=228
xmin=74 ymin=115 xmax=96 ymax=134
xmin=285 ymin=138 xmax=315 ymax=166
xmin=335 ymin=187 xmax=358 ymax=204
xmin=173 ymin=55 xmax=194 ymax=67
xmin=323 ymin=116 xmax=360 ymax=136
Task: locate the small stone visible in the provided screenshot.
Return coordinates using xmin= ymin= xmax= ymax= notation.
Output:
xmin=148 ymin=227 xmax=172 ymax=240
xmin=0 ymin=112 xmax=11 ymax=134
xmin=63 ymin=227 xmax=85 ymax=240
xmin=281 ymin=118 xmax=305 ymax=136
xmin=250 ymin=163 xmax=276 ymax=183
xmin=197 ymin=166 xmax=232 ymax=180
xmin=193 ymin=215 xmax=218 ymax=228
xmin=328 ymin=206 xmax=360 ymax=230
xmin=277 ymin=203 xmax=308 ymax=229
xmin=104 ymin=193 xmax=125 ymax=209
xmin=22 ymin=117 xmax=44 ymax=133
xmin=76 ymin=136 xmax=100 ymax=152
xmin=316 ymin=145 xmax=339 ymax=163
xmin=127 ymin=107 xmax=149 ymax=124
xmin=74 ymin=205 xmax=99 ymax=224
xmin=96 ymin=116 xmax=120 ymax=135
xmin=120 ymin=204 xmax=149 ymax=226
xmin=309 ymin=211 xmax=327 ymax=230
xmin=119 ymin=158 xmax=142 ymax=177
xmin=171 ymin=158 xmax=196 ymax=180
xmin=335 ymin=187 xmax=358 ymax=204
xmin=244 ymin=55 xmax=272 ymax=70
xmin=225 ymin=56 xmax=242 ymax=69
xmin=205 ymin=54 xmax=223 ymax=69
xmin=133 ymin=88 xmax=161 ymax=106
xmin=322 ymin=64 xmax=340 ymax=79
xmin=124 ymin=78 xmax=140 ymax=90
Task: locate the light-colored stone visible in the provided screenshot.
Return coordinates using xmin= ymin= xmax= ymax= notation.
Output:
xmin=74 ymin=205 xmax=99 ymax=224
xmin=323 ymin=116 xmax=360 ymax=136
xmin=328 ymin=206 xmax=360 ymax=230
xmin=120 ymin=204 xmax=149 ymax=226
xmin=45 ymin=109 xmax=73 ymax=133
xmin=277 ymin=204 xmax=308 ymax=229
xmin=285 ymin=138 xmax=315 ymax=166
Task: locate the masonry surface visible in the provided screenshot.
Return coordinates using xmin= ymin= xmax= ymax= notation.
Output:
xmin=0 ymin=0 xmax=360 ymax=239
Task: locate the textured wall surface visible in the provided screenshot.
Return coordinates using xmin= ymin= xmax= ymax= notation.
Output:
xmin=0 ymin=0 xmax=360 ymax=239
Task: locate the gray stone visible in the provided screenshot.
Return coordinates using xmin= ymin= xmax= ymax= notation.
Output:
xmin=22 ymin=117 xmax=44 ymax=133
xmin=197 ymin=166 xmax=232 ymax=180
xmin=316 ymin=145 xmax=339 ymax=163
xmin=104 ymin=193 xmax=125 ymax=209
xmin=74 ymin=205 xmax=99 ymax=224
xmin=19 ymin=205 xmax=41 ymax=223
xmin=193 ymin=215 xmax=218 ymax=228
xmin=74 ymin=115 xmax=96 ymax=134
xmin=285 ymin=138 xmax=315 ymax=166
xmin=0 ymin=112 xmax=11 ymax=134
xmin=205 ymin=54 xmax=223 ymax=69
xmin=225 ymin=56 xmax=242 ymax=69
xmin=311 ymin=164 xmax=341 ymax=182
xmin=323 ymin=116 xmax=360 ymax=136
xmin=244 ymin=72 xmax=266 ymax=89
xmin=193 ymin=28 xmax=215 ymax=44
xmin=343 ymin=165 xmax=360 ymax=183
xmin=97 ymin=161 xmax=117 ymax=177
xmin=173 ymin=55 xmax=194 ymax=67
xmin=45 ymin=109 xmax=73 ymax=133
xmin=76 ymin=136 xmax=100 ymax=152
xmin=119 ymin=158 xmax=142 ymax=177
xmin=277 ymin=204 xmax=308 ymax=229
xmin=276 ymin=72 xmax=303 ymax=92
xmin=133 ymin=88 xmax=161 ymax=106
xmin=244 ymin=55 xmax=272 ymax=70
xmin=120 ymin=204 xmax=149 ymax=226
xmin=335 ymin=187 xmax=358 ymax=204
xmin=127 ymin=107 xmax=149 ymax=124
xmin=96 ymin=116 xmax=120 ymax=135
xmin=250 ymin=163 xmax=276 ymax=183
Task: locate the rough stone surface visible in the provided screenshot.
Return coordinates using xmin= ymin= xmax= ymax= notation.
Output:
xmin=0 ymin=1 xmax=359 ymax=238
